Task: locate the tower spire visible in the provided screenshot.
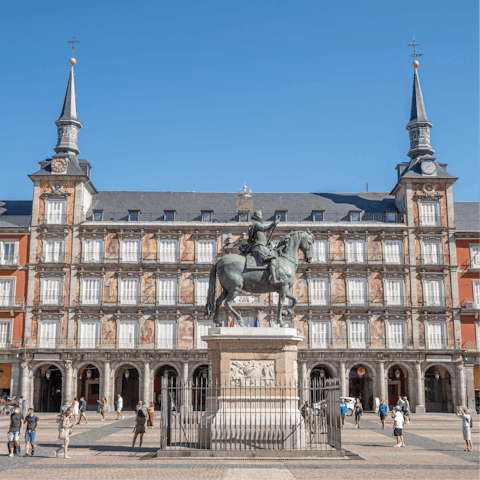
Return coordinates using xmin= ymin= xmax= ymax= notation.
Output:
xmin=54 ymin=45 xmax=82 ymax=157
xmin=405 ymin=38 xmax=434 ymax=158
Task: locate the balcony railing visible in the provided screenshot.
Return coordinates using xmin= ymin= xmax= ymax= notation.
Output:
xmin=0 ymin=296 xmax=25 ymax=309
xmin=39 ymin=253 xmax=72 ymax=264
xmin=460 ymin=299 xmax=480 ymax=311
xmin=309 ymin=252 xmax=406 ymax=265
xmin=77 ymin=252 xmax=216 ymax=264
xmin=462 ymin=341 xmax=478 ymax=350
xmin=33 ymin=295 xmax=68 ymax=307
xmin=38 ymin=214 xmax=69 ymax=225
xmin=423 ymin=297 xmax=447 ymax=308
xmin=85 ymin=212 xmax=406 ymax=224
xmin=418 ymin=254 xmax=445 ymax=266
xmin=418 ymin=215 xmax=442 ymax=227
xmin=0 ymin=255 xmax=20 ymax=267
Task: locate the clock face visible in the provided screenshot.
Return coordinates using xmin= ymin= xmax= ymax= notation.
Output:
xmin=51 ymin=158 xmax=67 ymax=173
xmin=421 ymin=160 xmax=436 ymax=175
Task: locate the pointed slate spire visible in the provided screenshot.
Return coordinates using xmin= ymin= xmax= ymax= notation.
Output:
xmin=405 ymin=66 xmax=434 ymax=158
xmin=54 ymin=64 xmax=82 ymax=156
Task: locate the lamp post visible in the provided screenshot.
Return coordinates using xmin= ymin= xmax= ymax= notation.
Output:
xmin=434 ymin=370 xmax=440 ymax=381
xmin=45 ymin=369 xmax=52 ymax=412
xmin=86 ymin=369 xmax=92 ymax=379
xmin=124 ymin=369 xmax=130 ymax=380
xmin=395 ymin=369 xmax=401 ymax=380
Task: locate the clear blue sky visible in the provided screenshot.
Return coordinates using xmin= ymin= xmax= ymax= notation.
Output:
xmin=1 ymin=1 xmax=478 ymax=200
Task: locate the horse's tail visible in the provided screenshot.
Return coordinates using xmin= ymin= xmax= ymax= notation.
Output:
xmin=204 ymin=260 xmax=218 ymax=317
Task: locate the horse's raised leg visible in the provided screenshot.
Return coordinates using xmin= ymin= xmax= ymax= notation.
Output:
xmin=213 ymin=288 xmax=228 ymax=326
xmin=224 ymin=289 xmax=244 ymax=327
xmin=276 ymin=285 xmax=290 ymax=328
xmin=283 ymin=292 xmax=299 ymax=316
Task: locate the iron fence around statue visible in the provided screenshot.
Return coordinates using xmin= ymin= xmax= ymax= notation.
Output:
xmin=158 ymin=376 xmax=341 ymax=453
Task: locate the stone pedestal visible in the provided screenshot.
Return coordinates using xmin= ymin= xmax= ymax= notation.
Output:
xmin=202 ymin=327 xmax=306 ymax=450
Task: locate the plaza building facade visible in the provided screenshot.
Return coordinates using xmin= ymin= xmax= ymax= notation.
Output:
xmin=0 ymin=60 xmax=479 ymax=413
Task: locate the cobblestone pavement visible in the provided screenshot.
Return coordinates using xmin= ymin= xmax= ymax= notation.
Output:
xmin=0 ymin=412 xmax=478 ymax=479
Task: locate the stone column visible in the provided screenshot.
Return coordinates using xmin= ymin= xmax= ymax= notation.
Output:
xmin=181 ymin=361 xmax=190 ymax=413
xmin=415 ymin=363 xmax=425 ymax=413
xmin=299 ymin=361 xmax=308 ymax=405
xmin=340 ymin=361 xmax=347 ymax=398
xmin=407 ymin=369 xmax=415 ymax=411
xmin=64 ymin=360 xmax=74 ymax=408
xmin=465 ymin=364 xmax=476 ymax=412
xmin=143 ymin=362 xmax=151 ymax=404
xmin=458 ymin=364 xmax=466 ymax=407
xmin=379 ymin=362 xmax=386 ymax=403
xmin=20 ymin=361 xmax=31 ymax=409
xmin=103 ymin=362 xmax=112 ymax=412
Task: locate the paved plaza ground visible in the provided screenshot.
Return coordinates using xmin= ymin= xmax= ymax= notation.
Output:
xmin=0 ymin=411 xmax=478 ymax=480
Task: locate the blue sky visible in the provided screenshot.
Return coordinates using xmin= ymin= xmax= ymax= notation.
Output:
xmin=0 ymin=1 xmax=478 ymax=200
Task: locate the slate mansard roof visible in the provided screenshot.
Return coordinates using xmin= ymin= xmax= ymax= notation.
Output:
xmin=0 ymin=201 xmax=32 ymax=228
xmin=453 ymin=202 xmax=480 ymax=233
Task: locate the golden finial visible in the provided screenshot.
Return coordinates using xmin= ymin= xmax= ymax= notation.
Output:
xmin=408 ymin=36 xmax=423 ymax=68
xmin=238 ymin=183 xmax=252 ymax=197
xmin=67 ymin=36 xmax=80 ymax=66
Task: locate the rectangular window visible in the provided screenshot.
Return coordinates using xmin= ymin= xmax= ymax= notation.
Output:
xmin=310 ymin=279 xmax=328 ymax=305
xmin=158 ymin=240 xmax=178 ymax=263
xmin=425 ymin=280 xmax=442 ymax=307
xmin=385 ymin=241 xmax=402 ymax=264
xmin=202 ymin=211 xmax=212 ymax=222
xmin=421 ymin=202 xmax=438 ymax=226
xmin=473 ymin=281 xmax=480 ymax=308
xmin=312 ymin=211 xmax=324 ymax=222
xmin=119 ymin=321 xmax=137 ymax=348
xmin=42 ymin=278 xmax=61 ymax=305
xmin=0 ymin=241 xmax=18 ymax=265
xmin=195 ymin=279 xmax=209 ymax=306
xmin=386 ymin=212 xmax=397 ymax=222
xmin=346 ymin=240 xmax=365 ymax=263
xmin=80 ymin=321 xmax=99 ymax=348
xmin=93 ymin=211 xmax=103 ymax=221
xmin=349 ymin=279 xmax=366 ymax=305
xmin=350 ymin=321 xmax=367 ymax=348
xmin=238 ymin=212 xmax=249 ymax=222
xmin=44 ymin=240 xmax=64 ymax=263
xmin=197 ymin=322 xmax=214 ymax=349
xmin=0 ymin=279 xmax=14 ymax=307
xmin=470 ymin=245 xmax=480 ymax=268
xmin=157 ymin=279 xmax=177 ymax=306
xmin=121 ymin=240 xmax=141 ymax=263
xmin=120 ymin=278 xmax=139 ymax=305
xmin=84 ymin=239 xmax=103 ymax=263
xmin=197 ymin=240 xmax=215 ymax=263
xmin=157 ymin=321 xmax=177 ymax=349
xmin=389 ymin=322 xmax=405 ymax=348
xmin=129 ymin=211 xmax=139 ymax=222
xmin=349 ymin=212 xmax=361 ymax=222
xmin=46 ymin=200 xmax=66 ymax=224
xmin=311 ymin=240 xmax=327 ymax=263
xmin=0 ymin=321 xmax=11 ymax=346
xmin=386 ymin=279 xmax=404 ymax=306
xmin=424 ymin=242 xmax=441 ymax=264
xmin=312 ymin=322 xmax=329 ymax=348
xmin=165 ymin=211 xmax=176 ymax=222
xmin=40 ymin=320 xmax=58 ymax=348
xmin=428 ymin=322 xmax=445 ymax=349
xmin=81 ymin=278 xmax=101 ymax=305
xmin=276 ymin=211 xmax=287 ymax=222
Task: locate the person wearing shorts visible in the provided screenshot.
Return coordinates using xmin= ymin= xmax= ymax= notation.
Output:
xmin=340 ymin=399 xmax=347 ymax=427
xmin=354 ymin=398 xmax=363 ymax=429
xmin=8 ymin=406 xmax=24 ymax=457
xmin=403 ymin=396 xmax=411 ymax=424
xmin=393 ymin=406 xmax=405 ymax=447
xmin=456 ymin=406 xmax=473 ymax=452
xmin=23 ymin=408 xmax=39 ymax=456
xmin=116 ymin=394 xmax=125 ymax=420
xmin=77 ymin=397 xmax=89 ymax=425
xmin=379 ymin=400 xmax=388 ymax=429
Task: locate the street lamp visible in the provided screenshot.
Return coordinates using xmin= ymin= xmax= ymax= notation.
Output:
xmin=45 ymin=369 xmax=51 ymax=380
xmin=124 ymin=369 xmax=130 ymax=380
xmin=434 ymin=370 xmax=440 ymax=380
xmin=395 ymin=369 xmax=401 ymax=380
xmin=86 ymin=369 xmax=92 ymax=379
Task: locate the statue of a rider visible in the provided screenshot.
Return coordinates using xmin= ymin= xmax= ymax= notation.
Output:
xmin=239 ymin=210 xmax=280 ymax=284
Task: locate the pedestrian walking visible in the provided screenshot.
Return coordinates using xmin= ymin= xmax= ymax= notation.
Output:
xmin=70 ymin=397 xmax=79 ymax=424
xmin=403 ymin=396 xmax=411 ymax=424
xmin=8 ymin=405 xmax=24 ymax=457
xmin=456 ymin=407 xmax=473 ymax=452
xmin=393 ymin=406 xmax=405 ymax=447
xmin=321 ymin=402 xmax=327 ymax=434
xmin=54 ymin=409 xmax=73 ymax=459
xmin=147 ymin=402 xmax=155 ymax=428
xmin=77 ymin=397 xmax=89 ymax=425
xmin=379 ymin=400 xmax=388 ymax=429
xmin=340 ymin=399 xmax=347 ymax=428
xmin=354 ymin=398 xmax=363 ymax=429
xmin=23 ymin=408 xmax=39 ymax=456
xmin=397 ymin=396 xmax=404 ymax=413
xmin=130 ymin=409 xmax=146 ymax=451
xmin=135 ymin=400 xmax=143 ymax=414
xmin=98 ymin=396 xmax=107 ymax=421
xmin=115 ymin=394 xmax=125 ymax=420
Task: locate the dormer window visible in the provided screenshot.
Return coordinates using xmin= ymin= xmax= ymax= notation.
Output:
xmin=349 ymin=211 xmax=361 ymax=222
xmin=238 ymin=212 xmax=249 ymax=222
xmin=80 ymin=164 xmax=90 ymax=177
xmin=165 ymin=211 xmax=176 ymax=222
xmin=312 ymin=211 xmax=324 ymax=222
xmin=93 ymin=211 xmax=103 ymax=222
xmin=276 ymin=211 xmax=287 ymax=222
xmin=386 ymin=212 xmax=397 ymax=223
xmin=129 ymin=211 xmax=139 ymax=222
xmin=202 ymin=211 xmax=212 ymax=222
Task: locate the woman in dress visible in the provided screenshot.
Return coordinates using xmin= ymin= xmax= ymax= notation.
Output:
xmin=147 ymin=402 xmax=154 ymax=428
xmin=70 ymin=397 xmax=79 ymax=424
xmin=130 ymin=409 xmax=146 ymax=451
xmin=54 ymin=409 xmax=73 ymax=459
xmin=98 ymin=396 xmax=107 ymax=421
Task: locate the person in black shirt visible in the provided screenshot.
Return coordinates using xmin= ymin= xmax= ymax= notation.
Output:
xmin=23 ymin=408 xmax=39 ymax=456
xmin=8 ymin=407 xmax=24 ymax=457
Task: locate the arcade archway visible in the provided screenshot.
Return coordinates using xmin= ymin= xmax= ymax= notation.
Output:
xmin=35 ymin=365 xmax=62 ymax=412
xmin=349 ymin=364 xmax=373 ymax=410
xmin=425 ymin=366 xmax=452 ymax=412
xmin=115 ymin=365 xmax=140 ymax=410
xmin=154 ymin=365 xmax=178 ymax=410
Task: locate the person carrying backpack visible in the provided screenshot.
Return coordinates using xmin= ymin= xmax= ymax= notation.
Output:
xmin=354 ymin=398 xmax=363 ymax=429
xmin=403 ymin=396 xmax=411 ymax=424
xmin=379 ymin=400 xmax=388 ymax=429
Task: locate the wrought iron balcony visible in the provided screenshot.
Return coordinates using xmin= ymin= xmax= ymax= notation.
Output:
xmin=418 ymin=215 xmax=443 ymax=228
xmin=460 ymin=299 xmax=480 ymax=311
xmin=38 ymin=214 xmax=69 ymax=225
xmin=33 ymin=295 xmax=68 ymax=307
xmin=39 ymin=253 xmax=72 ymax=264
xmin=0 ymin=255 xmax=20 ymax=267
xmin=0 ymin=296 xmax=25 ymax=309
xmin=422 ymin=297 xmax=447 ymax=308
xmin=418 ymin=254 xmax=446 ymax=266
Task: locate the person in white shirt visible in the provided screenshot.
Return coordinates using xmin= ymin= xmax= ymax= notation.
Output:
xmin=456 ymin=407 xmax=473 ymax=452
xmin=115 ymin=394 xmax=125 ymax=420
xmin=393 ymin=406 xmax=405 ymax=447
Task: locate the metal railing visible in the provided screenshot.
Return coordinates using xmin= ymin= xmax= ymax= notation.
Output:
xmin=462 ymin=341 xmax=478 ymax=350
xmin=77 ymin=252 xmax=216 ymax=264
xmin=0 ymin=296 xmax=25 ymax=308
xmin=33 ymin=295 xmax=69 ymax=307
xmin=418 ymin=254 xmax=445 ymax=265
xmin=39 ymin=253 xmax=72 ymax=264
xmin=157 ymin=377 xmax=341 ymax=453
xmin=422 ymin=297 xmax=447 ymax=308
xmin=418 ymin=216 xmax=443 ymax=227
xmin=0 ymin=255 xmax=20 ymax=266
xmin=460 ymin=299 xmax=480 ymax=310
xmin=85 ymin=211 xmax=405 ymax=224
xmin=38 ymin=214 xmax=69 ymax=225
xmin=310 ymin=337 xmax=415 ymax=349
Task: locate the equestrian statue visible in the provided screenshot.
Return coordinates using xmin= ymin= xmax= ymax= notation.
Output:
xmin=204 ymin=210 xmax=314 ymax=327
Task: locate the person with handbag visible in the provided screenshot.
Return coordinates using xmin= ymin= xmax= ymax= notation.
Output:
xmin=98 ymin=397 xmax=107 ymax=421
xmin=54 ymin=409 xmax=73 ymax=459
xmin=130 ymin=409 xmax=146 ymax=451
xmin=354 ymin=398 xmax=363 ymax=429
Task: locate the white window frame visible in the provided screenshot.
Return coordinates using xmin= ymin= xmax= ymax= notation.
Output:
xmin=0 ymin=277 xmax=15 ymax=307
xmin=195 ymin=278 xmax=210 ymax=306
xmin=46 ymin=200 xmax=66 ymax=225
xmin=346 ymin=239 xmax=365 ymax=264
xmin=157 ymin=278 xmax=178 ymax=306
xmin=473 ymin=280 xmax=480 ymax=308
xmin=0 ymin=240 xmax=19 ymax=265
xmin=39 ymin=320 xmax=59 ymax=348
xmin=44 ymin=239 xmax=65 ymax=263
xmin=419 ymin=201 xmax=440 ymax=227
xmin=196 ymin=322 xmax=215 ymax=349
xmin=83 ymin=239 xmax=103 ymax=263
xmin=311 ymin=240 xmax=328 ymax=264
xmin=119 ymin=278 xmax=140 ymax=306
xmin=470 ymin=244 xmax=480 ymax=268
xmin=422 ymin=241 xmax=442 ymax=265
xmin=475 ymin=321 xmax=480 ymax=352
xmin=79 ymin=320 xmax=100 ymax=349
xmin=425 ymin=320 xmax=446 ymax=349
xmin=121 ymin=239 xmax=142 ymax=263
xmin=41 ymin=277 xmax=62 ymax=306
xmin=384 ymin=240 xmax=402 ymax=265
xmin=309 ymin=278 xmax=329 ymax=306
xmin=158 ymin=239 xmax=178 ymax=263
xmin=311 ymin=321 xmax=330 ymax=348
xmin=387 ymin=320 xmax=407 ymax=349
xmin=118 ymin=320 xmax=138 ymax=349
xmin=81 ymin=278 xmax=102 ymax=306
xmin=0 ymin=318 xmax=13 ymax=347
xmin=348 ymin=320 xmax=369 ymax=348
xmin=156 ymin=320 xmax=178 ymax=349
xmin=424 ymin=279 xmax=444 ymax=307
xmin=196 ymin=240 xmax=216 ymax=263
xmin=385 ymin=279 xmax=405 ymax=306
xmin=348 ymin=278 xmax=367 ymax=306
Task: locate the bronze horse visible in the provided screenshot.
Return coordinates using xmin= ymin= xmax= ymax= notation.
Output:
xmin=205 ymin=230 xmax=313 ymax=327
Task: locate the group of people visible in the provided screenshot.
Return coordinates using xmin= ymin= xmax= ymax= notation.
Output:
xmin=7 ymin=406 xmax=39 ymax=457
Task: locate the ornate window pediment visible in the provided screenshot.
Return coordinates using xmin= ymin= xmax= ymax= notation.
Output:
xmin=81 ymin=228 xmax=109 ymax=240
xmin=117 ymin=228 xmax=145 ymax=240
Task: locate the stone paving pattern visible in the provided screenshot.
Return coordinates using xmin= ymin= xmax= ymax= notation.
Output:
xmin=0 ymin=412 xmax=478 ymax=479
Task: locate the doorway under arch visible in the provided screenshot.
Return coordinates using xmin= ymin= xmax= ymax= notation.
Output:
xmin=310 ymin=365 xmax=333 ymax=403
xmin=115 ymin=365 xmax=140 ymax=410
xmin=349 ymin=364 xmax=373 ymax=410
xmin=192 ymin=365 xmax=209 ymax=411
xmin=34 ymin=365 xmax=62 ymax=412
xmin=425 ymin=366 xmax=452 ymax=412
xmin=387 ymin=365 xmax=407 ymax=407
xmin=77 ymin=364 xmax=100 ymax=409
xmin=154 ymin=365 xmax=178 ymax=410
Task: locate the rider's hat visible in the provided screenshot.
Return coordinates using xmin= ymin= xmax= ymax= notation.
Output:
xmin=251 ymin=210 xmax=263 ymax=221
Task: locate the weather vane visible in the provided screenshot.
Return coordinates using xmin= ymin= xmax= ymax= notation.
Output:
xmin=407 ymin=36 xmax=423 ymax=68
xmin=67 ymin=36 xmax=80 ymax=66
